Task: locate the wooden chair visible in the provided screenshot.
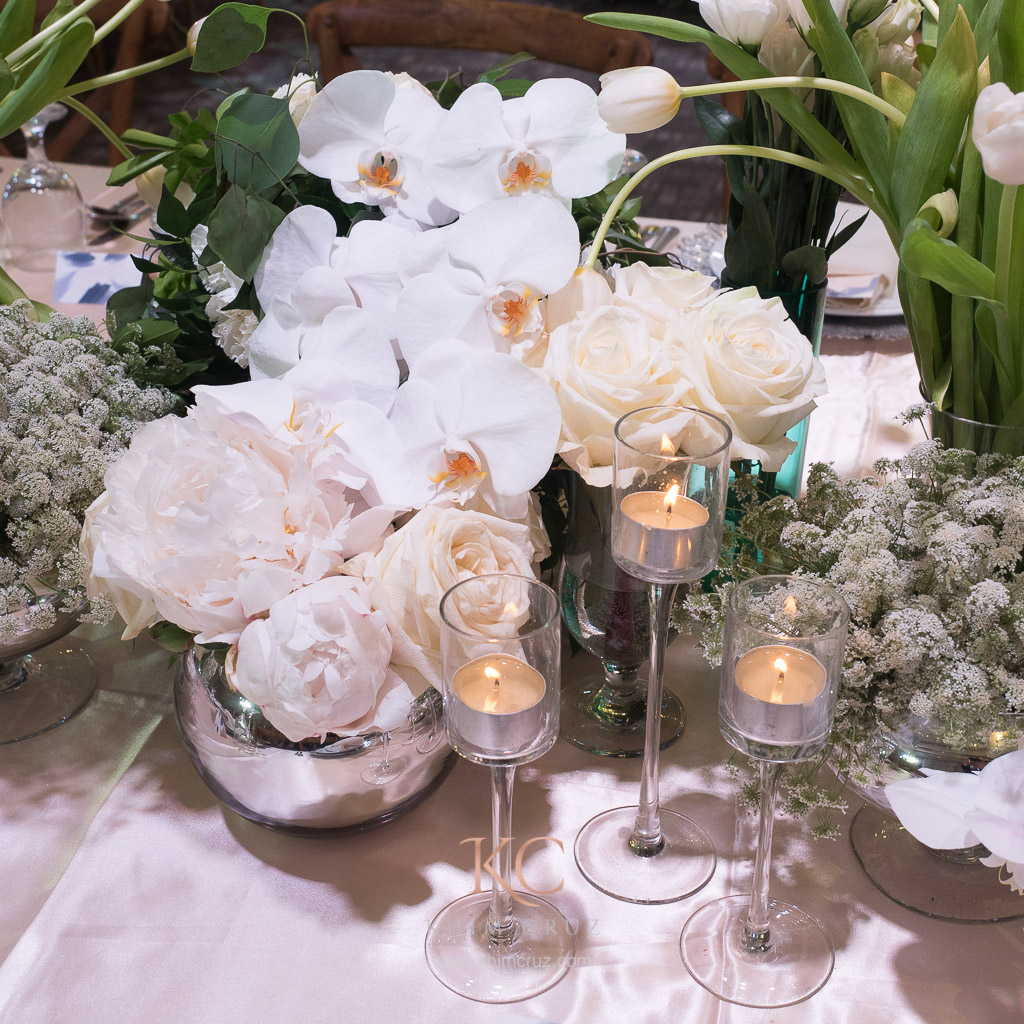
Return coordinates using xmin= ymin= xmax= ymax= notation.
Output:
xmin=307 ymin=0 xmax=654 ymax=83
xmin=31 ymin=0 xmax=173 ymax=165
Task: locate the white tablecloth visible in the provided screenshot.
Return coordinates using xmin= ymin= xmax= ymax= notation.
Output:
xmin=2 ymin=163 xmax=1016 ymax=1024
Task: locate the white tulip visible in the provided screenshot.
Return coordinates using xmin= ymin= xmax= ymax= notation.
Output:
xmin=972 ymin=83 xmax=1024 ymax=187
xmin=271 ymin=74 xmax=318 ymax=127
xmin=186 ymin=17 xmax=205 ymax=57
xmin=869 ymin=0 xmax=921 ymax=45
xmin=597 ymin=66 xmax=682 ymax=133
xmin=699 ymin=0 xmax=784 ymax=52
xmin=786 ymin=0 xmax=849 ymax=34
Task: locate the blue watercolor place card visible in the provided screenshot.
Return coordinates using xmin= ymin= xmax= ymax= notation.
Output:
xmin=54 ymin=251 xmax=141 ymax=304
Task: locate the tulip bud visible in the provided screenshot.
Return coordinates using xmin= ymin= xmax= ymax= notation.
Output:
xmin=972 ymin=83 xmax=1024 ymax=187
xmin=597 ymin=66 xmax=682 ymax=134
xmin=187 ymin=17 xmax=206 ymax=57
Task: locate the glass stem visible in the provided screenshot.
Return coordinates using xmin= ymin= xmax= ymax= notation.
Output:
xmin=744 ymin=760 xmax=784 ymax=954
xmin=22 ymin=122 xmax=49 ymax=168
xmin=630 ymin=582 xmax=677 ymax=856
xmin=487 ymin=764 xmax=519 ymax=948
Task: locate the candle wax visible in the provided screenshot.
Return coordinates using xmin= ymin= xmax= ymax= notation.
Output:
xmin=621 ymin=490 xmax=709 ymax=530
xmin=734 ymin=645 xmax=826 ymax=705
xmin=452 ymin=654 xmax=545 ymax=714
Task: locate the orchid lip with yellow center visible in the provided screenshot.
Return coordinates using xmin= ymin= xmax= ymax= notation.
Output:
xmin=487 ymin=285 xmax=540 ymax=338
xmin=429 ymin=450 xmax=488 ymax=490
xmin=500 ymin=151 xmax=552 ymax=195
xmin=357 ymin=151 xmax=403 ymax=197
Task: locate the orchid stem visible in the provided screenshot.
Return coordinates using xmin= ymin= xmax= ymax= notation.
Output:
xmin=681 ymin=76 xmax=906 ymax=129
xmin=584 ymin=144 xmax=872 ymax=269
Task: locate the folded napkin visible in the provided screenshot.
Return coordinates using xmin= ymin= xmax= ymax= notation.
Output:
xmin=827 ymin=202 xmax=899 ymax=312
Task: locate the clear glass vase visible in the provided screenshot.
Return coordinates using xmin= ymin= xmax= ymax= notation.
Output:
xmin=558 ymin=472 xmax=684 ymax=758
xmin=929 ymin=404 xmax=1024 ymax=457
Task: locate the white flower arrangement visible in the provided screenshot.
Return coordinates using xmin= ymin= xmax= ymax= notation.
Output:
xmin=0 ymin=301 xmax=174 ymax=634
xmin=684 ymin=439 xmax=1024 ymax=834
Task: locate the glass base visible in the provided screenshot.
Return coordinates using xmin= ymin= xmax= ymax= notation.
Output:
xmin=0 ymin=645 xmax=97 ymax=745
xmin=560 ymin=673 xmax=685 ymax=758
xmin=424 ymin=892 xmax=575 ymax=1003
xmin=680 ymin=894 xmax=834 ymax=1008
xmin=574 ymin=806 xmax=716 ymax=904
xmin=850 ymin=804 xmax=1024 ymax=922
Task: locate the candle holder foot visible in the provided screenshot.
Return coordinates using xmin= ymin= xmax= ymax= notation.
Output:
xmin=680 ymin=894 xmax=833 ymax=1008
xmin=574 ymin=806 xmax=715 ymax=904
xmin=424 ymin=892 xmax=575 ymax=1003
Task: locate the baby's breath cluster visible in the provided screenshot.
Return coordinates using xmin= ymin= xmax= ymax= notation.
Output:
xmin=684 ymin=442 xmax=1024 ymax=831
xmin=0 ymin=301 xmax=174 ymax=627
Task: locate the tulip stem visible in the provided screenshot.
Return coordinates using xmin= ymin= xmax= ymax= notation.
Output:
xmin=59 ymin=48 xmax=192 ymax=97
xmin=584 ymin=144 xmax=872 ymax=269
xmin=681 ymin=77 xmax=906 ymax=129
xmin=91 ymin=0 xmax=148 ymax=47
xmin=61 ymin=96 xmax=133 ymax=159
xmin=7 ymin=0 xmax=109 ymax=68
xmin=920 ymin=0 xmax=940 ymax=20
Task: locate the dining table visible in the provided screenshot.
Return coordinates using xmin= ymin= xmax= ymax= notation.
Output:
xmin=0 ymin=160 xmax=1018 ymax=1024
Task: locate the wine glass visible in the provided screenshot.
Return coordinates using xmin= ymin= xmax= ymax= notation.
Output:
xmin=574 ymin=405 xmax=731 ymax=903
xmin=680 ymin=574 xmax=850 ymax=1008
xmin=2 ymin=103 xmax=85 ymax=272
xmin=424 ymin=573 xmax=572 ymax=1002
xmin=559 ymin=471 xmax=684 ymax=757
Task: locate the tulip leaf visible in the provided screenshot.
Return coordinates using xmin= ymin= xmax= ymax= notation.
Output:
xmin=0 ymin=57 xmax=13 ymax=101
xmin=586 ymin=13 xmax=867 ymax=189
xmin=41 ymin=0 xmax=75 ymax=31
xmin=190 ymin=3 xmax=275 ymax=74
xmin=477 ymin=52 xmax=534 ymax=85
xmin=214 ymin=92 xmax=298 ymax=192
xmin=879 ymin=73 xmax=916 ymax=118
xmin=722 ymin=181 xmax=776 ymax=293
xmin=0 ymin=0 xmax=36 ymax=54
xmin=106 ymin=150 xmax=170 ymax=188
xmin=900 ymin=220 xmax=996 ymax=300
xmin=0 ymin=17 xmax=93 ymax=139
xmin=207 ymin=184 xmax=285 ymax=280
xmin=997 ymin=0 xmax=1024 ymax=93
xmin=891 ymin=8 xmax=976 ymax=226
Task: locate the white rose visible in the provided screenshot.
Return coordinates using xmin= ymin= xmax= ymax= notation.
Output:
xmin=342 ymin=505 xmax=537 ymax=690
xmin=672 ymin=287 xmax=827 ymax=470
xmin=869 ymin=0 xmax=921 ymax=44
xmin=786 ymin=0 xmax=849 ymax=34
xmin=597 ymin=66 xmax=682 ymax=134
xmin=230 ymin=576 xmax=412 ymax=743
xmin=611 ymin=263 xmax=716 ymax=338
xmin=89 ymin=385 xmax=399 ymax=644
xmin=699 ymin=0 xmax=784 ymax=51
xmin=272 ymin=74 xmax=318 ymax=127
xmin=972 ymin=83 xmax=1024 ymax=187
xmin=543 ymin=305 xmax=680 ymax=486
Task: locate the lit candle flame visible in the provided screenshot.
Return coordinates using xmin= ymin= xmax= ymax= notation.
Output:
xmin=663 ymin=484 xmax=680 ymax=516
xmin=661 ymin=433 xmax=675 ymax=455
xmin=769 ymin=657 xmax=787 ymax=704
xmin=484 ymin=665 xmax=501 ymax=712
xmin=784 ymin=596 xmax=797 ymax=616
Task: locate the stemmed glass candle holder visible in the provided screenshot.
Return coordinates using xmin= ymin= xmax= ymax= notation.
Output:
xmin=574 ymin=406 xmax=731 ymax=903
xmin=425 ymin=574 xmax=572 ymax=1003
xmin=681 ymin=575 xmax=850 ymax=1008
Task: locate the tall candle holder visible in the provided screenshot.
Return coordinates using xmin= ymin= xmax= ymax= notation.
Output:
xmin=425 ymin=573 xmax=572 ymax=1003
xmin=574 ymin=406 xmax=731 ymax=903
xmin=681 ymin=575 xmax=850 ymax=1007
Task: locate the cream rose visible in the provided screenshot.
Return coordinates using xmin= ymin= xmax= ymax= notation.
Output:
xmin=230 ymin=576 xmax=412 ymax=742
xmin=543 ymin=305 xmax=679 ymax=486
xmin=611 ymin=263 xmax=716 ymax=338
xmin=672 ymin=287 xmax=827 ymax=470
xmin=342 ymin=505 xmax=537 ymax=690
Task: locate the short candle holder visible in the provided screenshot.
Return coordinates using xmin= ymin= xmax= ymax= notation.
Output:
xmin=574 ymin=405 xmax=731 ymax=903
xmin=680 ymin=574 xmax=850 ymax=1007
xmin=425 ymin=574 xmax=573 ymax=1003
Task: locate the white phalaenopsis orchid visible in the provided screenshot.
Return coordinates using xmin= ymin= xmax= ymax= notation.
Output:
xmin=427 ymin=78 xmax=626 ymax=214
xmin=388 ymin=340 xmax=561 ymax=516
xmin=886 ymin=750 xmax=1024 ymax=895
xmin=297 ymin=70 xmax=456 ymax=229
xmin=394 ymin=195 xmax=580 ymax=363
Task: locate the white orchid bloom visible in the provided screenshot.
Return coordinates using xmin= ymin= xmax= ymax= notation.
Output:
xmin=388 ymin=340 xmax=561 ymax=515
xmin=394 ymin=195 xmax=580 ymax=364
xmin=427 ymin=78 xmax=626 ymax=214
xmin=297 ymin=69 xmax=455 ymax=229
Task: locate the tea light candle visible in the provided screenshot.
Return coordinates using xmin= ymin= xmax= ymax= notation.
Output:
xmin=730 ymin=644 xmax=828 ymax=748
xmin=615 ymin=484 xmax=710 ymax=573
xmin=448 ymin=653 xmax=547 ymax=754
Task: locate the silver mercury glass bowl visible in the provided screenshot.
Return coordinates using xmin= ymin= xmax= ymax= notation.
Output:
xmin=175 ymin=649 xmax=456 ymax=834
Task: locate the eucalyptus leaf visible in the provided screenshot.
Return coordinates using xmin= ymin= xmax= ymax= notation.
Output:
xmin=477 ymin=52 xmax=534 ymax=84
xmin=191 ymin=4 xmax=276 ymax=74
xmin=781 ymin=245 xmax=828 ymax=286
xmin=149 ymin=621 xmax=194 ymax=656
xmin=207 ymin=185 xmax=286 ymax=280
xmin=215 ymin=92 xmax=298 ymax=192
xmin=826 ymin=210 xmax=868 ymax=255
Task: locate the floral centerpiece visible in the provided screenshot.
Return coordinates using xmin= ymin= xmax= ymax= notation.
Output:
xmin=684 ymin=438 xmax=1024 ymax=835
xmin=590 ymin=0 xmax=1024 ymax=438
